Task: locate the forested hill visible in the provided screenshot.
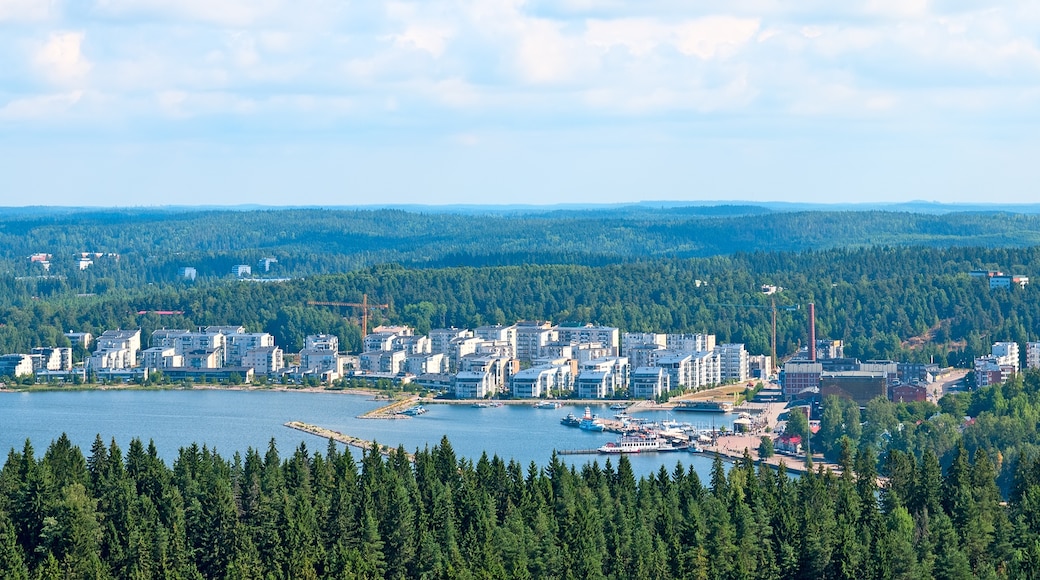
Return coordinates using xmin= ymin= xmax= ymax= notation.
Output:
xmin=5 ymin=207 xmax=1040 ymax=279
xmin=3 ymin=246 xmax=1039 ymax=364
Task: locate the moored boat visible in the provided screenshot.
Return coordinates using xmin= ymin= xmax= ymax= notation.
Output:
xmin=535 ymin=401 xmax=562 ymax=409
xmin=561 ymin=413 xmax=581 ymax=427
xmin=578 ymin=406 xmax=605 ymax=431
xmin=674 ymin=400 xmax=733 ymax=413
xmin=599 ymin=431 xmax=688 ymax=453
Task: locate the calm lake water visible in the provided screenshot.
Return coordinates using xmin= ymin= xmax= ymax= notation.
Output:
xmin=0 ymin=390 xmax=738 ymax=479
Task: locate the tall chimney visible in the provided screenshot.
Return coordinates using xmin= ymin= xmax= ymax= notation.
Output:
xmin=808 ymin=302 xmax=816 ymax=361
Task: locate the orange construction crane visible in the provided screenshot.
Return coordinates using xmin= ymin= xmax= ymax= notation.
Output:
xmin=307 ymin=294 xmax=389 ymax=336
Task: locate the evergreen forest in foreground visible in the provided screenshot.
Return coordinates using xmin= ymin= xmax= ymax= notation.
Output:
xmin=6 ymin=371 xmax=1040 ymax=579
xmin=3 ymin=427 xmax=1040 ymax=580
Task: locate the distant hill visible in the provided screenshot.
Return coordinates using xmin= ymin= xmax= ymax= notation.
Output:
xmin=4 ymin=206 xmax=1040 ymax=284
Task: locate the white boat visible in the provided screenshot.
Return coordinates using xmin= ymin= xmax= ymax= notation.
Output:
xmin=579 ymin=406 xmax=605 ymax=431
xmin=598 ymin=431 xmax=688 ymax=454
xmin=534 ymin=401 xmax=562 ymax=409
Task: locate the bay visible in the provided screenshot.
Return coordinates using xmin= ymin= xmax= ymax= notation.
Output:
xmin=0 ymin=389 xmax=739 ymax=479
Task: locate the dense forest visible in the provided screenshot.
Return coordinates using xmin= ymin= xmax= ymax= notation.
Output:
xmin=2 ymin=245 xmax=1038 ymax=364
xmin=2 ymin=422 xmax=1040 ymax=579
xmin=5 ymin=207 xmax=1040 ymax=282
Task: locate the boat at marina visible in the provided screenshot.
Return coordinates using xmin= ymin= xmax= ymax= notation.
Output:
xmin=398 ymin=405 xmax=427 ymax=416
xmin=599 ymin=431 xmax=689 ymax=454
xmin=609 ymin=402 xmax=629 ymax=410
xmin=674 ymin=400 xmax=733 ymax=413
xmin=535 ymin=401 xmax=562 ymax=409
xmin=578 ymin=407 xmax=605 ymax=431
xmin=561 ymin=412 xmax=581 ymax=427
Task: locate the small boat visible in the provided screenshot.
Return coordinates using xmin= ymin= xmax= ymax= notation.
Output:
xmin=399 ymin=405 xmax=427 ymax=416
xmin=472 ymin=402 xmax=491 ymax=408
xmin=535 ymin=401 xmax=562 ymax=409
xmin=609 ymin=403 xmax=629 ymax=410
xmin=561 ymin=413 xmax=581 ymax=427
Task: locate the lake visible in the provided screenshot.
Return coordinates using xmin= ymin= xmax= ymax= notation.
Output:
xmin=0 ymin=389 xmax=739 ymax=479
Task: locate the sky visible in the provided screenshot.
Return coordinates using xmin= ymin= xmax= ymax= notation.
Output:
xmin=2 ymin=0 xmax=1040 ymax=207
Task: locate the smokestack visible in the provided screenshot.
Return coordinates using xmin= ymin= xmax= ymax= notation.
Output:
xmin=808 ymin=302 xmax=816 ymax=362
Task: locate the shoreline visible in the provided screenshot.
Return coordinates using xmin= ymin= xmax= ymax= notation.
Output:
xmin=0 ymin=383 xmax=385 ymax=397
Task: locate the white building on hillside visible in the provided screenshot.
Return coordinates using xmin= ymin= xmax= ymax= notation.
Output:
xmin=89 ymin=330 xmax=141 ymax=370
xmin=1028 ymin=342 xmax=1040 ymax=370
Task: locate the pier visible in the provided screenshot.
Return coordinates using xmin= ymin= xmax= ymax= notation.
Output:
xmin=284 ymin=421 xmax=414 ymax=461
xmin=358 ymin=395 xmax=420 ymax=419
xmin=555 ymin=448 xmax=601 ymax=455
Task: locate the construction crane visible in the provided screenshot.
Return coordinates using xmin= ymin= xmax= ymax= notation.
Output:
xmin=709 ymin=299 xmax=799 ymax=372
xmin=307 ymin=294 xmax=389 ymax=336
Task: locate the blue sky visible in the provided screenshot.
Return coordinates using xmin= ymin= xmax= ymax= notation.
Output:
xmin=2 ymin=0 xmax=1039 ymax=207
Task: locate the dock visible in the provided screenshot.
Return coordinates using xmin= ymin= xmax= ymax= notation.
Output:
xmin=358 ymin=395 xmax=420 ymax=419
xmin=556 ymin=448 xmax=601 ymax=455
xmin=284 ymin=421 xmax=414 ymax=461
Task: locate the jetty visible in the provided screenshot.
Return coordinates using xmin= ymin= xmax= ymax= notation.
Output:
xmin=284 ymin=421 xmax=414 ymax=461
xmin=358 ymin=395 xmax=420 ymax=419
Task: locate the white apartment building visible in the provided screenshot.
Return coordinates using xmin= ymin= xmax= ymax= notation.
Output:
xmin=511 ymin=364 xmax=572 ymax=398
xmin=572 ymin=343 xmax=613 ymax=364
xmin=30 ymin=347 xmax=72 ymax=371
xmin=651 ymin=352 xmax=693 ymax=390
xmin=630 ymin=367 xmax=670 ymax=400
xmin=576 ymin=371 xmax=614 ymax=399
xmin=716 ymin=343 xmax=749 ymax=382
xmin=0 ymin=354 xmax=34 ymax=378
xmin=459 ymin=355 xmax=513 ymax=392
xmin=220 ymin=330 xmax=276 ymax=366
xmin=622 ymin=333 xmax=667 ymax=353
xmin=665 ymin=333 xmax=716 ymax=353
xmin=515 ymin=321 xmax=557 ymax=363
xmin=357 ymin=350 xmax=405 ymax=375
xmin=556 ymin=325 xmax=619 ymax=355
xmin=363 ymin=332 xmax=397 ymax=352
xmin=539 ymin=342 xmax=574 ymax=361
xmin=140 ymin=347 xmax=183 ymax=370
xmin=474 ymin=325 xmax=517 ymax=358
xmin=992 ymin=342 xmax=1020 ymax=373
xmin=405 ymin=353 xmax=448 ymax=376
xmin=1027 ymin=342 xmax=1040 ymax=370
xmin=305 ymin=334 xmax=339 ymax=352
xmin=242 ymin=346 xmax=284 ymax=374
xmin=580 ymin=357 xmax=630 ymax=392
xmin=88 ymin=330 xmax=141 ymax=370
xmin=447 ymin=336 xmax=483 ymax=371
xmin=429 ymin=328 xmax=473 ymax=355
xmin=625 ymin=343 xmax=664 ymax=371
xmin=152 ymin=329 xmax=228 ymax=366
xmin=454 ymin=371 xmax=495 ymax=399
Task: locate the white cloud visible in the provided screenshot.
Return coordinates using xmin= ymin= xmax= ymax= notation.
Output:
xmin=388 ymin=25 xmax=454 ymax=57
xmin=0 ymin=90 xmax=84 ymax=121
xmin=34 ymin=31 xmax=92 ymax=87
xmin=584 ymin=16 xmax=759 ymax=59
xmin=91 ymin=0 xmax=281 ymax=27
xmin=673 ymin=17 xmax=760 ymax=59
xmin=0 ymin=0 xmax=58 ymax=22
